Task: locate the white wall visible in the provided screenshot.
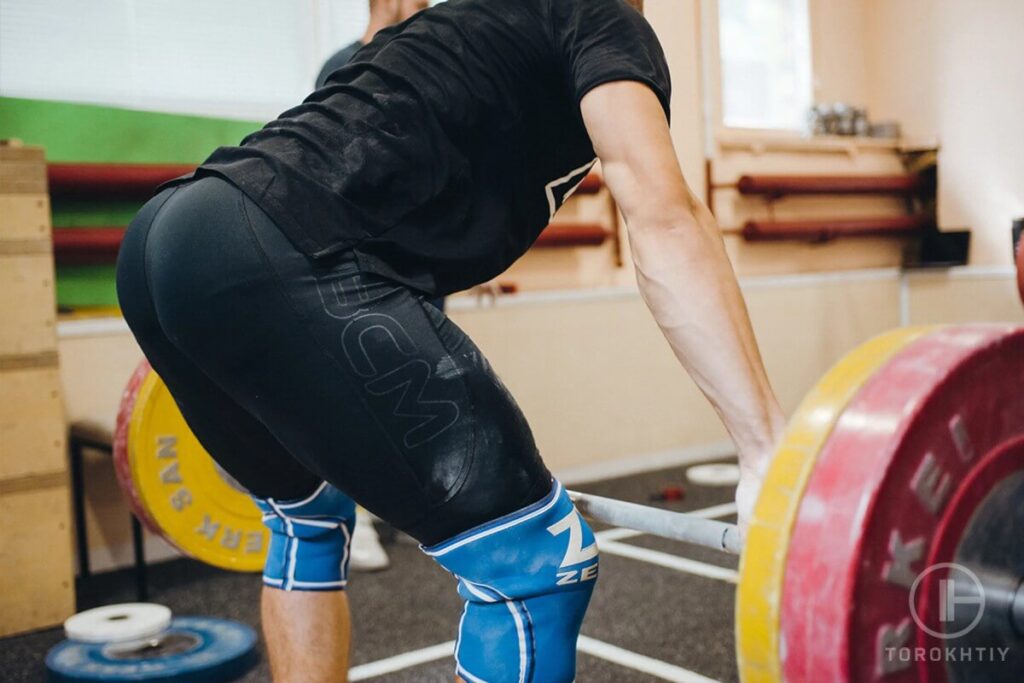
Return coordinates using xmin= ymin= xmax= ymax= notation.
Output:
xmin=808 ymin=0 xmax=869 ymax=105
xmin=865 ymin=0 xmax=1024 ymax=266
xmin=646 ymin=0 xmax=707 ymax=190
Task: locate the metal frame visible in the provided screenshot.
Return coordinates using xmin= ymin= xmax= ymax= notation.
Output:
xmin=69 ymin=433 xmax=149 ymax=601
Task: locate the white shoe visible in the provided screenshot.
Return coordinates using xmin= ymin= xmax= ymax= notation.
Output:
xmin=349 ymin=512 xmax=390 ymax=572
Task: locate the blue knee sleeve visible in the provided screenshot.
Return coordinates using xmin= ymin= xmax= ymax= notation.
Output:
xmin=254 ymin=482 xmax=356 ymax=591
xmin=423 ymin=480 xmax=598 ymax=683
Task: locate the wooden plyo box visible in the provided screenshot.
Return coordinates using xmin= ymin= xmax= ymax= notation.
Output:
xmin=0 ymin=253 xmax=57 ymax=357
xmin=0 ymin=357 xmax=65 ymax=481
xmin=0 ymin=141 xmax=76 ymax=636
xmin=0 ymin=146 xmax=55 ymax=357
xmin=0 ymin=482 xmax=75 ymax=637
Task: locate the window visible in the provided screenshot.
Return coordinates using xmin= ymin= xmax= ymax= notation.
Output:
xmin=715 ymin=0 xmax=813 ymax=131
xmin=316 ymin=0 xmax=370 ymax=64
xmin=0 ymin=0 xmax=373 ymax=121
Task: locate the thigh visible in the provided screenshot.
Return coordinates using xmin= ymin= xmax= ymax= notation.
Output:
xmin=260 ymin=242 xmax=553 ymax=545
xmin=116 ymin=183 xmax=321 ymax=501
xmin=312 ymin=266 xmax=553 ymax=542
xmin=142 ymin=179 xmax=551 ymax=544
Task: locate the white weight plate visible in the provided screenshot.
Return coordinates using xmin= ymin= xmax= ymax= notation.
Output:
xmin=64 ymin=603 xmax=172 ymax=644
xmin=685 ymin=463 xmax=741 ymax=486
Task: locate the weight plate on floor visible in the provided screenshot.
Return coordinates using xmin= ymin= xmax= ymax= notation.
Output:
xmin=736 ymin=326 xmax=931 ymax=683
xmin=46 ymin=616 xmax=258 ymax=682
xmin=779 ymin=325 xmax=1024 ymax=683
xmin=113 ymin=360 xmax=267 ymax=572
xmin=64 ymin=604 xmax=172 ymax=644
xmin=686 ymin=463 xmax=741 ymax=486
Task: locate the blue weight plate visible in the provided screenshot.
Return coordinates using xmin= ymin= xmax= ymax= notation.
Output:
xmin=46 ymin=616 xmax=258 ymax=683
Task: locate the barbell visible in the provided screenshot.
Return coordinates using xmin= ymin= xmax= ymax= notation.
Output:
xmin=114 ymin=324 xmax=1024 ymax=682
xmin=572 ymin=325 xmax=1024 ymax=683
xmin=570 ymin=479 xmax=1024 ymax=675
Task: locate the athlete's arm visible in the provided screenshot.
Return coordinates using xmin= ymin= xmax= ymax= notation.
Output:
xmin=580 ymin=81 xmax=786 ymax=531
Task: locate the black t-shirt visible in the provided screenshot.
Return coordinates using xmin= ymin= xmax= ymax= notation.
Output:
xmin=195 ymin=0 xmax=670 ymax=295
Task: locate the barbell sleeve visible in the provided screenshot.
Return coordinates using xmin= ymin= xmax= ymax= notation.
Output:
xmin=568 ymin=490 xmax=742 ymax=555
xmin=1014 ymin=582 xmax=1024 ymax=636
xmin=959 ymin=566 xmax=1024 ymax=637
xmin=989 ymin=578 xmax=1024 ymax=637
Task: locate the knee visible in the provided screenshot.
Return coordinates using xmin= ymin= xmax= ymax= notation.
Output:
xmin=255 ymin=483 xmax=357 ymax=591
xmin=423 ymin=480 xmax=598 ymax=683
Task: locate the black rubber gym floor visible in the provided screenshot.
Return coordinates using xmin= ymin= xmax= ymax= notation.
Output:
xmin=1 ymin=460 xmax=741 ymax=682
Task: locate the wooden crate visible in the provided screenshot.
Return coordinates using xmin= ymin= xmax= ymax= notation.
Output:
xmin=0 ymin=483 xmax=76 ymax=637
xmin=0 ymin=254 xmax=57 ymax=356
xmin=0 ymin=141 xmax=75 ymax=635
xmin=1 ymin=144 xmax=56 ymax=357
xmin=0 ymin=145 xmax=47 ymax=195
xmin=0 ymin=358 xmax=65 ymax=480
xmin=0 ymin=195 xmax=50 ymax=239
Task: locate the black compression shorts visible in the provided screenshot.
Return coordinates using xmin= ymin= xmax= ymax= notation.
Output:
xmin=116 ymin=176 xmax=550 ymax=545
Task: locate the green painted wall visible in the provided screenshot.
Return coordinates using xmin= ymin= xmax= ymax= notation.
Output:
xmin=0 ymin=97 xmax=263 ymax=307
xmin=0 ymin=97 xmax=260 ymax=163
